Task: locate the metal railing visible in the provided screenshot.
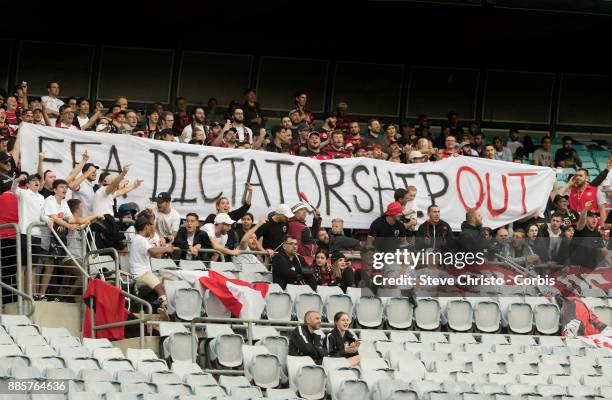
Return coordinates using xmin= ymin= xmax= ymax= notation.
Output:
xmin=0 ymin=223 xmax=23 ymax=313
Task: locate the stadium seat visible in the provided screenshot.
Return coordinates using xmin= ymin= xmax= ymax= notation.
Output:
xmin=355 ymin=296 xmax=384 ymax=328
xmin=178 ymin=260 xmax=207 ymax=271
xmin=242 ymin=345 xmax=282 ymax=388
xmin=266 ymin=388 xmax=298 ymax=400
xmin=370 ymin=379 xmax=415 ymax=400
xmin=230 ymin=385 xmax=264 ymax=400
xmin=324 ymin=294 xmax=353 ymax=323
xmin=102 ymin=358 xmax=135 ymax=376
xmin=260 ymin=335 xmax=289 ymax=371
xmin=359 ymin=329 xmax=388 ymax=342
xmin=210 ymin=334 xmax=244 ymax=368
xmin=151 ymin=258 xmax=178 ymax=271
xmin=389 ymin=331 xmax=418 ymax=344
xmin=385 ymin=297 xmax=413 ymax=329
xmin=136 ymin=358 xmax=169 ymax=378
xmin=265 ymin=291 xmax=293 ymax=321
xmin=294 ymin=293 xmax=324 ymax=322
xmin=472 ymin=299 xmax=501 ymax=333
xmin=164 ymin=332 xmax=195 ymax=362
xmin=210 ymin=262 xmax=240 ymax=273
xmin=204 ymin=290 xmax=232 ymax=318
xmin=93 ymin=347 xmax=124 ymax=361
xmin=287 ymin=356 xmax=327 ymax=399
xmin=445 ymin=298 xmax=473 ymax=332
xmin=414 ymin=297 xmax=441 ymax=330
xmin=126 ymin=348 xmax=158 ymax=363
xmin=174 ymin=288 xmax=203 ymax=320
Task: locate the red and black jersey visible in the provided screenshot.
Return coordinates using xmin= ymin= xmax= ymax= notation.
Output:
xmin=335 ymin=117 xmax=353 ymax=134
xmin=322 ymin=144 xmax=353 ymax=159
xmin=303 ymin=149 xmax=331 ymax=160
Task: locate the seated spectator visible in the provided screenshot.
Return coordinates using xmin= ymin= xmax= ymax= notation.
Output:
xmin=555 ymin=136 xmax=582 ymax=168
xmin=128 ymin=214 xmax=174 ymax=312
xmin=288 ymin=311 xmax=327 ymax=365
xmin=142 ymin=110 xmax=161 ymax=139
xmin=415 ymin=204 xmax=454 ymax=252
xmin=271 ymin=235 xmax=314 ymax=289
xmin=532 ymin=135 xmax=554 ymax=167
xmin=181 ymin=106 xmax=209 ymax=143
xmin=361 ymin=119 xmax=384 ymax=147
xmin=570 ymin=201 xmax=608 ymax=268
xmin=526 ymin=223 xmax=549 ymax=263
xmin=547 ymin=214 xmax=569 ymax=264
xmin=473 ymin=132 xmax=485 ymax=156
xmin=292 ymin=122 xmax=311 ymax=154
xmin=317 ymin=112 xmax=337 ymax=141
xmin=266 ymin=126 xmax=292 ymax=153
xmin=174 ymin=213 xmax=205 ymax=261
xmin=493 ymin=228 xmax=511 ymax=257
xmin=483 ymin=144 xmax=496 ymax=160
xmin=326 ymin=311 xmax=360 ymax=367
xmin=234 ymin=212 xmax=254 ymax=243
xmin=347 ymin=122 xmax=362 ymax=148
xmin=460 ymin=141 xmax=479 ymax=157
xmin=233 ymin=218 xmax=266 ymax=266
xmin=200 ymin=213 xmax=242 ymax=261
xmin=507 ymin=129 xmax=525 ymax=159
xmin=257 ymin=204 xmax=293 ymax=255
xmin=329 ymin=251 xmax=373 ymax=292
xmin=492 ymin=136 xmax=512 ymax=162
xmin=154 ymin=192 xmax=181 ymax=244
xmin=204 ymin=184 xmax=253 ymax=248
xmin=561 ymin=169 xmax=602 ymax=214
xmin=311 ymin=249 xmax=335 ymax=286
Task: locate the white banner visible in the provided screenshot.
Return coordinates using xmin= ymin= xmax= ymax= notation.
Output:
xmin=19 ymin=124 xmax=556 ymax=230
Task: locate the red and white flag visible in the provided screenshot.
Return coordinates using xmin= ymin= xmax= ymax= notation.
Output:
xmin=199 ymin=270 xmax=269 ymax=319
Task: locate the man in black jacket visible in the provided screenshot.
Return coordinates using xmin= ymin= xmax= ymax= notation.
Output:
xmin=456 ymin=208 xmax=495 ymax=258
xmin=174 ymin=213 xmax=205 ymax=261
xmin=288 ymin=311 xmax=328 ymax=365
xmin=271 ymin=235 xmax=316 ymax=289
xmin=415 ymin=204 xmax=455 ymax=252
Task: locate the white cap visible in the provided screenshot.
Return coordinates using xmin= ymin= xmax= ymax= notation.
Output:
xmin=275 ymin=204 xmax=294 ymax=218
xmin=409 ymin=150 xmax=424 ymax=160
xmin=291 ymin=202 xmax=308 ymax=213
xmin=214 ymin=213 xmax=235 ymax=225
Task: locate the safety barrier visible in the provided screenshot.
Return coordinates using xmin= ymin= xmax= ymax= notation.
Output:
xmin=0 ymin=223 xmax=23 ymax=313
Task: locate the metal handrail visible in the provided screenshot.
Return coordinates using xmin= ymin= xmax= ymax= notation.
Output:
xmin=0 ymin=280 xmax=35 ymax=317
xmin=172 ymin=247 xmax=225 ymax=262
xmin=0 ymin=223 xmax=22 ymax=313
xmin=84 ymin=248 xmax=120 ymax=287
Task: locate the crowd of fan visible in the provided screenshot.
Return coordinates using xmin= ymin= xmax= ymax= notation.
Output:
xmin=0 ymin=81 xmax=610 ymax=312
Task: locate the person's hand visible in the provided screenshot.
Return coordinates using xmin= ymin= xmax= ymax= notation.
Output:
xmin=159 ymin=236 xmax=166 ymax=245
xmin=82 ymin=149 xmax=89 ymax=163
xmin=233 ymin=249 xmax=242 ymax=256
xmin=133 ymin=179 xmax=143 ymax=188
xmin=121 ymin=164 xmax=131 ymax=175
xmin=68 ymin=223 xmax=79 ymax=231
xmin=165 ymin=244 xmax=174 ymax=254
xmin=95 ymin=102 xmax=104 ymax=113
xmin=526 ymin=254 xmax=540 ymax=263
xmin=246 ymin=183 xmax=253 ymax=193
xmin=584 ymin=200 xmax=593 ymax=210
xmin=265 ymin=249 xmax=275 ymax=256
xmin=313 ymin=208 xmax=321 ymax=220
xmin=38 ymin=152 xmax=45 ymax=161
xmin=95 ymin=214 xmax=104 ymax=220
xmin=189 ymin=246 xmax=199 ymax=256
xmin=119 ymin=179 xmax=129 ymax=189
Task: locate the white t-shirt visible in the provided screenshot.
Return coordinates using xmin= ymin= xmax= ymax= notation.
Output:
xmin=44 ymin=196 xmax=73 ymax=220
xmin=73 ymin=180 xmax=96 ymax=216
xmin=129 ymin=234 xmax=152 ymax=278
xmin=181 ymin=123 xmax=206 ymax=143
xmin=201 ymin=223 xmax=227 ymax=246
xmin=92 ymin=188 xmax=115 ymax=216
xmin=235 ymin=125 xmax=253 ymax=144
xmin=15 ymin=188 xmax=45 ymax=236
xmin=155 ymin=208 xmax=181 ymax=238
xmin=41 ymin=96 xmax=64 ymax=126
xmin=125 ymin=226 xmax=161 ymax=247
xmin=77 ymin=115 xmax=89 ymax=129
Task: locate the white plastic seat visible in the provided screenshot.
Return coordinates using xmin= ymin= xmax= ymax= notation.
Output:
xmin=16 ymin=334 xmax=47 ymax=347
xmin=376 ymin=341 xmax=403 ymax=360
xmin=480 ymin=334 xmax=508 ymax=345
xmin=473 ymin=300 xmax=501 ymax=333
xmin=101 ymin=358 xmax=135 ymax=376
xmin=357 ymin=340 xmax=379 ymax=359
xmin=265 ymin=292 xmax=293 ymax=321
xmin=518 ymin=373 xmax=547 ymax=386
xmin=136 ymin=358 xmax=169 ymax=378
xmin=480 ymin=352 xmax=510 ymax=363
xmin=150 ymin=258 xmax=178 ymax=271
xmin=183 ymin=372 xmax=217 ymax=388
xmin=25 ymin=345 xmax=57 ymax=358
xmin=66 ymin=357 xmax=101 ymax=374
xmin=204 ymin=290 xmax=232 ymax=318
xmin=414 ymin=297 xmax=441 ymax=330
xmin=170 ymin=362 xmax=202 ymax=378
xmin=82 ymin=338 xmax=113 ymax=352
xmin=433 ymin=343 xmax=463 ymax=354
xmin=50 ymin=336 xmax=81 ymax=350
xmin=250 ymin=326 xmax=279 ymax=342
xmin=121 ymin=382 xmax=155 ymax=394
xmin=217 ymin=375 xmax=251 ymax=392
xmin=212 ymin=334 xmax=244 ymax=367
xmin=179 ymin=259 xmax=207 ymax=271
xmin=151 ymin=370 xmax=182 ymax=385
xmin=163 ymin=280 xmax=192 ymax=315
xmin=114 ymin=370 xmax=147 ymax=383
xmin=157 ymin=383 xmax=192 ymax=396
xmin=81 ymin=368 xmax=112 ymax=382
xmin=336 ymin=379 xmax=369 ymax=400
xmin=286 ymin=284 xmax=314 ymax=301
xmin=434 ymin=360 xmax=466 ymax=375
xmin=193 ymin=385 xmax=226 ymax=398
xmin=536 ymin=384 xmax=565 ymax=397
xmin=389 ymin=331 xmax=418 ymax=344
xmin=487 ymin=373 xmax=516 ymax=385
xmin=355 ymin=296 xmax=384 ymax=328
xmin=0 ymin=343 xmax=23 ymax=357
xmin=506 ymin=362 xmax=537 ymax=376
xmin=448 ymin=333 xmax=476 ymax=344
xmin=126 ymin=348 xmax=158 ymax=363
xmin=230 ymin=385 xmax=263 ymax=400
xmin=32 ymin=356 xmax=65 ymax=371
xmin=11 ymin=365 xmax=42 ymax=379
xmin=451 ymin=352 xmax=479 ymax=364
xmin=209 ymin=261 xmax=239 ymax=273
xmin=470 ymin=361 xmax=503 ymax=375
xmin=594 ymin=305 xmax=612 ymax=326
xmin=385 ymin=297 xmax=413 ymax=329
xmin=295 ymin=293 xmax=324 ymax=322
xmin=0 ymin=315 xmax=32 ymax=325
xmin=58 ymin=345 xmax=90 ymax=359
xmin=359 ymin=329 xmax=388 ymax=342
xmin=410 ymin=380 xmax=442 ymax=400
xmin=45 ymin=367 xmax=76 ymax=380
xmin=93 ymin=347 xmax=124 ymax=361
xmin=371 ymin=379 xmax=415 ymax=400
xmin=327 ymin=367 xmax=360 ymax=398
xmin=260 ymin=335 xmax=289 ymax=371
xmin=419 ymin=351 xmax=449 ymax=371
xmin=507 ymin=302 xmax=533 ymax=334
xmin=266 ymin=388 xmax=298 ymax=400
xmin=509 ymin=335 xmax=536 ymax=346
xmin=464 ymin=343 xmax=491 ymax=355
xmin=360 ymin=357 xmax=389 ymax=371
xmin=323 ymin=357 xmax=351 ymax=371
xmin=174 ymin=288 xmax=203 ymax=320
xmin=40 ymin=327 xmax=71 ymax=340
xmin=446 ymin=298 xmax=473 ymax=332
xmin=242 ymin=345 xmax=281 ymax=388
xmin=419 ymin=331 xmax=447 ymax=344
xmin=533 ymin=303 xmax=560 ymax=335
xmin=325 ymin=295 xmax=353 ymax=323
xmin=287 ymin=356 xmax=327 ymax=399
xmin=164 ymin=332 xmax=195 ymax=363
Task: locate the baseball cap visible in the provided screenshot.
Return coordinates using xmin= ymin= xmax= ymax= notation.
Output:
xmin=26 ymin=173 xmax=41 ymax=182
xmin=409 ymin=150 xmax=425 ymax=160
xmin=118 ymin=203 xmax=137 ymax=216
xmin=586 ymin=210 xmax=599 ymax=217
xmin=309 ymin=131 xmax=320 ymax=138
xmin=385 ymin=201 xmax=403 ymax=216
xmin=214 ymin=213 xmax=235 ymax=225
xmin=160 ymin=128 xmax=174 ymax=137
xmin=297 ymin=122 xmax=310 ymax=131
xmin=291 ymin=202 xmax=308 ymax=213
xmin=155 ymin=192 xmax=172 ymax=203
xmin=275 ymin=204 xmax=294 ymax=218
xmin=553 ymin=194 xmax=569 ymax=204
xmin=210 ymin=121 xmax=223 ymax=129
xmin=460 ymin=141 xmax=471 ymax=148
xmin=82 ymin=163 xmax=99 ymax=173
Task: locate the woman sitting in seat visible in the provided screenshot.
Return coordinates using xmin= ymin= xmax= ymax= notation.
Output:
xmin=326 ymin=311 xmax=360 ymax=367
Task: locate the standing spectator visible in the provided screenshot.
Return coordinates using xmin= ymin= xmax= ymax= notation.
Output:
xmin=230 ymin=107 xmax=254 ymax=144
xmin=73 ymin=98 xmax=104 ymax=131
xmin=69 ymin=157 xmax=99 ymax=216
xmin=92 ymin=165 xmax=140 ymax=216
xmin=0 ymin=134 xmax=21 ymax=194
xmin=41 ymin=81 xmax=63 ymax=125
xmin=438 ymin=135 xmax=460 ymax=159
xmin=526 ymin=223 xmax=548 ymax=263
xmin=4 ymin=96 xmax=20 ymax=130
xmin=303 ymin=132 xmax=330 ymax=160
xmin=483 ymin=144 xmax=496 ymax=160
xmin=211 ymin=127 xmax=239 ymax=149
xmin=555 ymin=136 xmax=582 ymax=168
xmin=322 ymin=130 xmax=353 ymax=158
xmin=318 ymin=112 xmax=337 ymax=141
xmin=366 ymin=201 xmax=408 ymax=254
xmin=361 ymin=119 xmax=384 ymax=147
xmin=234 ymin=213 xmax=254 ymax=243
xmin=115 ymin=96 xmax=128 ymax=110
xmin=174 ymin=212 xmax=205 ymax=261
xmin=547 ymin=213 xmax=566 ymax=263
xmin=203 ymin=183 xmax=253 ymax=225
xmin=288 ymin=109 xmax=304 ymax=131
xmin=266 ymin=126 xmax=292 ymax=153
xmin=281 ymin=116 xmax=296 ymax=138
xmin=256 ymin=204 xmax=293 ymax=255
xmin=473 ymin=133 xmax=485 ymax=156
xmin=243 ymin=88 xmax=264 ymax=132
xmin=508 ymin=229 xmax=539 ymax=267
xmin=272 ymin=235 xmax=315 ymax=289
xmin=493 ymin=228 xmax=511 ymax=257
xmin=492 ymin=136 xmax=512 ymax=162
xmin=294 ymin=92 xmax=315 ymax=126
xmin=335 ymin=102 xmax=352 ymax=134
xmin=173 ymin=97 xmax=191 ymax=135
xmin=233 ymin=218 xmax=267 ymax=266
xmin=181 ymin=106 xmax=209 ymax=143
xmin=204 ymin=98 xmax=221 ymax=125
xmin=456 ymin=208 xmax=494 ymax=257
xmin=154 ymin=192 xmax=181 ymax=244
xmin=415 ymin=204 xmax=454 ymax=252
xmin=55 ymin=105 xmax=79 ymax=130
xmin=551 ymin=194 xmax=579 ymax=228
xmin=460 ymin=141 xmax=479 ymax=157
xmin=380 ymin=123 xmax=398 ymax=157
xmin=507 ymin=129 xmax=524 ymax=158
xmin=570 ymin=201 xmax=607 ymax=268
xmin=445 ymin=110 xmax=464 ymax=137
xmin=532 ymin=136 xmax=554 ymax=167
xmin=143 ymin=110 xmax=161 ymax=139
xmin=561 ymin=169 xmax=602 ymax=214
xmin=160 ymin=111 xmax=175 ymax=132
xmin=288 ymin=202 xmax=322 ymax=258
xmin=129 ymin=214 xmax=173 ymax=312
xmin=292 ymin=122 xmax=311 ymax=154
xmin=200 ymin=213 xmax=242 ymax=261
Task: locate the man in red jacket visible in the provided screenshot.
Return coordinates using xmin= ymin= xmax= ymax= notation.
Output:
xmin=288 ymin=202 xmax=322 ymax=258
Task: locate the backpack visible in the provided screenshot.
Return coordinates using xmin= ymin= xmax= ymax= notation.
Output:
xmin=90 ymin=215 xmax=126 ymax=251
